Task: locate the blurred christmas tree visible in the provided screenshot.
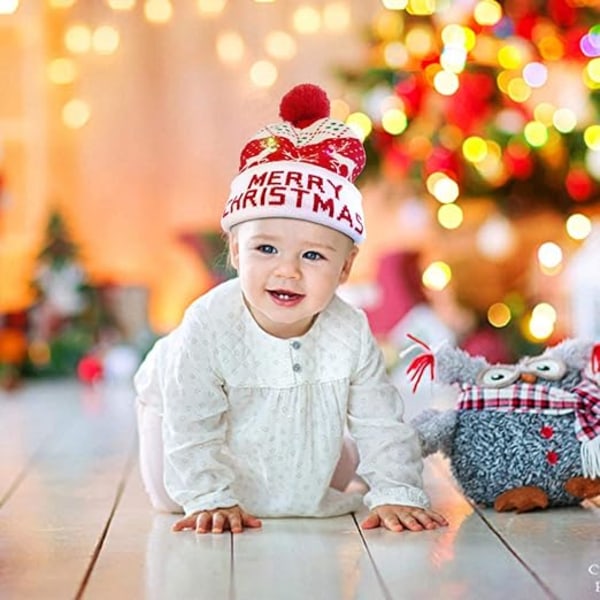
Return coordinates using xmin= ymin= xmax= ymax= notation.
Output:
xmin=338 ymin=0 xmax=600 ymax=213
xmin=334 ymin=0 xmax=600 ymax=356
xmin=22 ymin=211 xmax=113 ymax=378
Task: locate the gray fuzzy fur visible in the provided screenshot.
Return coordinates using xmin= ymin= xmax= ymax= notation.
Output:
xmin=411 ymin=409 xmax=457 ymax=458
xmin=434 ymin=342 xmax=489 ymax=385
xmin=451 ymin=411 xmax=583 ymax=507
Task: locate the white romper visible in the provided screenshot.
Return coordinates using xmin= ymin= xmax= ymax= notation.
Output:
xmin=134 ymin=278 xmax=429 ymax=517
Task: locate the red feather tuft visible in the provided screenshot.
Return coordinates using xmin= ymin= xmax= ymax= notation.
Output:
xmin=279 ymin=83 xmax=330 ymax=129
xmin=405 ymin=334 xmax=434 ymax=393
xmin=593 ymin=344 xmax=600 ymax=374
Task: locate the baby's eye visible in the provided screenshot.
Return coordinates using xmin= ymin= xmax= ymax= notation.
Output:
xmin=257 ymin=244 xmax=277 ymax=254
xmin=303 ymin=250 xmax=324 ymax=261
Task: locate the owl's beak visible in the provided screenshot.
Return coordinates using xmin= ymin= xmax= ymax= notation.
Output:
xmin=520 ymin=373 xmax=537 ymax=384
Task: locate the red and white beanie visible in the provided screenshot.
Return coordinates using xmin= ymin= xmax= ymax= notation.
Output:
xmin=221 ymin=83 xmax=367 ymax=243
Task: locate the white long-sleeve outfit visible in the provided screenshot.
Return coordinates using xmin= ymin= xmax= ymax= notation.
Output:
xmin=134 ymin=278 xmax=429 ymax=517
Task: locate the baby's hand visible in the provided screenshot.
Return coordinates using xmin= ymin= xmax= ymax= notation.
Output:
xmin=172 ymin=505 xmax=262 ymax=534
xmin=361 ymin=504 xmax=448 ymax=533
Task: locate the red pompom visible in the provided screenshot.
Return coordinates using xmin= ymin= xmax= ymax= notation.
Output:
xmin=279 ymin=83 xmax=330 ymax=129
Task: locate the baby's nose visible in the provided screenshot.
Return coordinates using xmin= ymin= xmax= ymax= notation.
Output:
xmin=275 ymin=257 xmax=301 ymax=278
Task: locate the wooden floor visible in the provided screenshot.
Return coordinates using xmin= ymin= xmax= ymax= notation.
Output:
xmin=1 ymin=380 xmax=600 ymax=600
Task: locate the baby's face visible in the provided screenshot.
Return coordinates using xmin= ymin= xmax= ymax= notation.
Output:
xmin=230 ymin=218 xmax=357 ymax=338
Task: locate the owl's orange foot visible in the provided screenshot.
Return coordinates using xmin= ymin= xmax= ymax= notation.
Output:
xmin=564 ymin=476 xmax=600 ymax=499
xmin=493 ymin=486 xmax=549 ymax=513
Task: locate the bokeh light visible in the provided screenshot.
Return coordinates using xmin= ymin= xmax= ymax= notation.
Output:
xmin=322 ymin=2 xmax=351 ymax=33
xmin=488 ymin=302 xmax=511 ymax=328
xmin=381 ymin=108 xmax=408 ymax=135
xmin=433 ymin=70 xmax=459 ymax=95
xmin=47 ymin=58 xmax=78 ymax=85
xmin=346 ymin=112 xmax=372 ymax=141
xmin=473 ymin=0 xmax=502 ymax=26
xmin=422 ymin=261 xmax=452 ymax=291
xmin=437 ymin=203 xmax=463 ymax=229
xmin=216 ymin=31 xmax=245 ymax=64
xmin=62 ymin=99 xmax=91 ymax=129
xmin=537 ymin=241 xmax=563 ymax=270
xmin=292 ymin=5 xmax=321 ymax=34
xmin=0 ymin=0 xmax=18 ymax=14
xmin=249 ymin=60 xmax=278 ymax=88
xmin=144 ymin=0 xmax=173 ymax=23
xmin=64 ymin=24 xmax=92 ymax=54
xmin=566 ymin=213 xmax=592 ymax=240
xmin=197 ymin=0 xmax=226 ymax=15
xmin=265 ymin=31 xmax=297 ymax=60
xmin=92 ymin=25 xmax=120 ymax=55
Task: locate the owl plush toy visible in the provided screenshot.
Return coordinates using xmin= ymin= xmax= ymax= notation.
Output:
xmin=408 ymin=337 xmax=600 ymax=512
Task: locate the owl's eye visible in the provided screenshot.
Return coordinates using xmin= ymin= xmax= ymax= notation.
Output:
xmin=476 ymin=366 xmax=520 ymax=388
xmin=522 ymin=358 xmax=566 ymax=381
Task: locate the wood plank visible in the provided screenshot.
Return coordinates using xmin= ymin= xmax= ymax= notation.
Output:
xmin=231 ymin=514 xmax=388 ymax=600
xmin=476 ymin=497 xmax=600 ymax=599
xmin=0 ymin=381 xmax=82 ymax=504
xmin=84 ymin=465 xmax=232 ymax=600
xmin=357 ymin=457 xmax=553 ymax=600
xmin=0 ymin=381 xmax=136 ymax=600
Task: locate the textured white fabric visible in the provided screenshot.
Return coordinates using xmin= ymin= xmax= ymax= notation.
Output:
xmin=134 ymin=278 xmax=429 ymax=517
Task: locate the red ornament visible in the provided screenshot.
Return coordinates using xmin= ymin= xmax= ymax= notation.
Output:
xmin=549 ymin=0 xmax=577 ymax=28
xmin=546 ymin=450 xmax=559 ymax=465
xmin=540 ymin=425 xmax=554 ymax=439
xmin=394 ymin=75 xmax=425 ymax=117
xmin=424 ymin=146 xmax=461 ymax=180
xmin=565 ymin=168 xmax=593 ymax=202
xmin=77 ymin=355 xmax=103 ymax=384
xmin=445 ymin=72 xmax=495 ymax=134
xmin=279 ymin=83 xmax=330 ymax=129
xmin=505 ymin=148 xmax=533 ymax=180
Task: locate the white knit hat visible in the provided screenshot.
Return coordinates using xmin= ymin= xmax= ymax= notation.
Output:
xmin=221 ymin=83 xmax=367 ymax=243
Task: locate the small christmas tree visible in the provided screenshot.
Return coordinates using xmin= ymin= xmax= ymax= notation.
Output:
xmin=23 ymin=210 xmax=112 ymax=377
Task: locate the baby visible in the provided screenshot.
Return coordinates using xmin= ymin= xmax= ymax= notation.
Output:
xmin=134 ymin=83 xmax=447 ymax=534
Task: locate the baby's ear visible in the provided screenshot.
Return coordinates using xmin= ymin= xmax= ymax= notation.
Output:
xmin=339 ymin=245 xmax=359 ymax=283
xmin=229 ymin=233 xmax=240 ymax=270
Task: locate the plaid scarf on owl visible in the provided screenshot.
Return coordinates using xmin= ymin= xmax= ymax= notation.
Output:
xmin=457 ymin=376 xmax=600 ymax=478
xmin=457 ymin=377 xmax=600 ymax=442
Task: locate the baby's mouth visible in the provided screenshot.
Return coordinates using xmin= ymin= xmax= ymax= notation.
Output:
xmin=268 ymin=289 xmax=304 ymax=301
